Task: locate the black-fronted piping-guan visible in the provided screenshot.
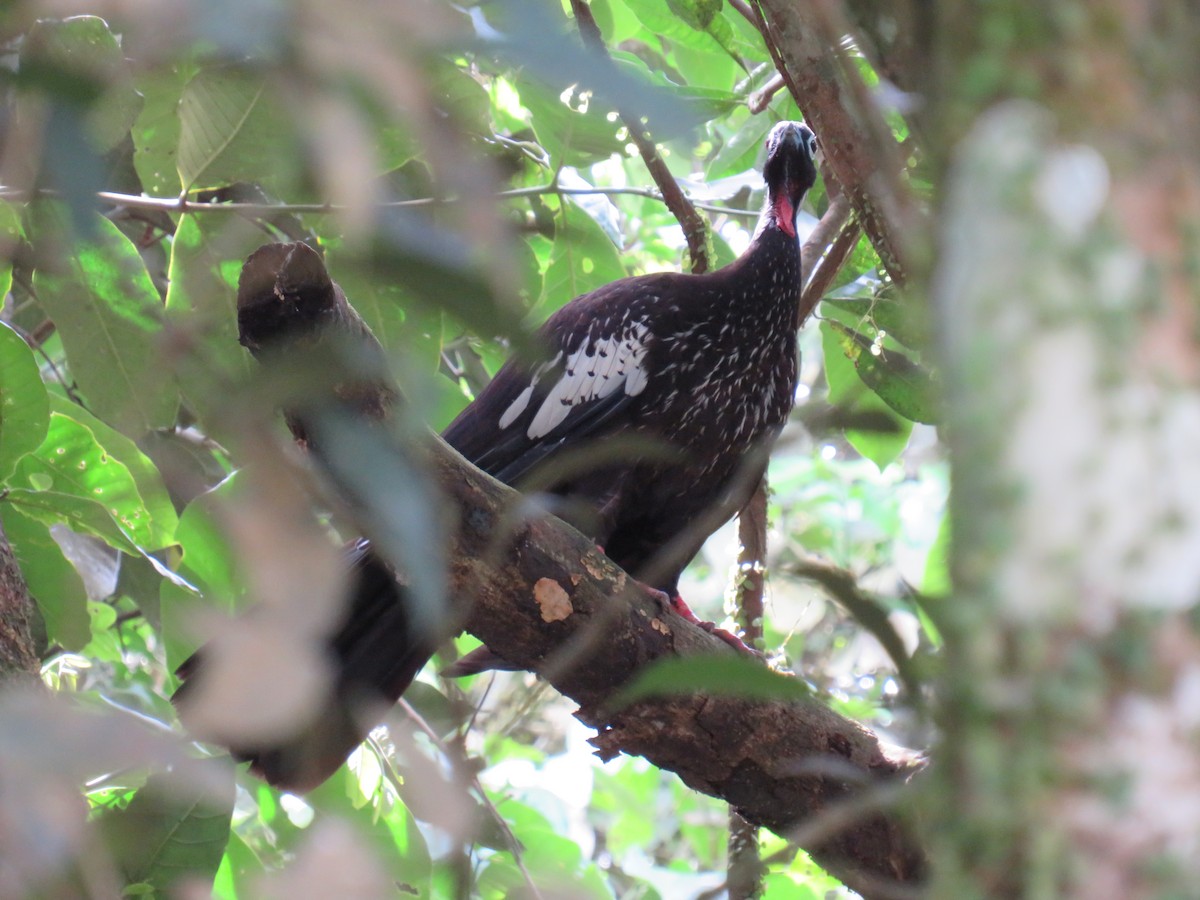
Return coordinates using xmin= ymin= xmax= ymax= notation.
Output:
xmin=174 ymin=121 xmax=820 ymax=790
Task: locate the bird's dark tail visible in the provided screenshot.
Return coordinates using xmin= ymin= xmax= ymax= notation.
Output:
xmin=173 ymin=541 xmax=435 ymax=792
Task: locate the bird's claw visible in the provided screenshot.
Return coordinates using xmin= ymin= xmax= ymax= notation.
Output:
xmin=640 ymin=585 xmax=758 ymax=657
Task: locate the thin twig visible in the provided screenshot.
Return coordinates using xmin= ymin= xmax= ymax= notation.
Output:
xmin=397 ymin=697 xmax=544 ymax=900
xmin=568 ymin=0 xmax=711 ymax=274
xmin=726 ymin=0 xmax=760 ymax=30
xmin=798 ymin=193 xmax=856 ymax=322
xmin=728 ymin=482 xmax=769 ymax=898
xmin=0 ymin=184 xmax=763 ymax=221
xmin=748 ymin=73 xmax=786 ymax=113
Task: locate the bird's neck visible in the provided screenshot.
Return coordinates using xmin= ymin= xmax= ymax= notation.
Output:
xmin=729 ymin=221 xmax=802 ymax=292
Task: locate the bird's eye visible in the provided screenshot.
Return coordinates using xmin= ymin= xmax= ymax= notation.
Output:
xmin=807 ymin=136 xmax=818 ymax=158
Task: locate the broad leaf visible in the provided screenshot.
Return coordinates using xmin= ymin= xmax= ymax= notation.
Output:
xmin=613 ymin=655 xmax=811 ymax=707
xmin=824 ymin=289 xmax=932 ymax=352
xmin=99 ymin=760 xmax=234 ymax=894
xmin=820 ymin=319 xmax=912 ymax=469
xmin=177 ymin=65 xmax=296 ymax=191
xmin=5 ymin=487 xmax=139 ymax=554
xmin=0 ymin=321 xmax=50 ymax=481
xmin=824 ymin=318 xmax=940 ymax=425
xmin=163 ymin=214 xmax=261 ymax=408
xmin=0 ymin=507 xmax=89 ymax=650
xmin=523 ymin=81 xmax=625 ymax=169
xmin=47 ymin=394 xmax=179 ymax=548
xmin=22 ymin=17 xmax=142 ymax=153
xmin=17 ymin=412 xmax=170 ymax=551
xmin=132 ymin=63 xmax=196 ymax=196
xmin=29 ymin=204 xmax=179 ymax=437
xmin=535 ymin=197 xmax=626 ymax=321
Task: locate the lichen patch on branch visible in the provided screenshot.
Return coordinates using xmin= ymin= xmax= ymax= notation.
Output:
xmin=533 ymin=577 xmax=573 ymax=622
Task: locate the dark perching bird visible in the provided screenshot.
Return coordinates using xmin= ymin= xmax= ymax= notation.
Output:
xmin=175 ymin=121 xmax=820 ymax=790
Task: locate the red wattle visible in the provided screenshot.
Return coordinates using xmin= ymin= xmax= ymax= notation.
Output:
xmin=775 ymin=196 xmax=796 ymax=237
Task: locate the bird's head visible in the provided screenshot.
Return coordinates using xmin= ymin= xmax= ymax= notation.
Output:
xmin=761 ymin=121 xmax=819 ymax=239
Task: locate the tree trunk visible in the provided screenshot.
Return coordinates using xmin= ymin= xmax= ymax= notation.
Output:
xmin=930 ymin=3 xmax=1200 ymax=894
xmin=0 ymin=521 xmax=42 ymax=682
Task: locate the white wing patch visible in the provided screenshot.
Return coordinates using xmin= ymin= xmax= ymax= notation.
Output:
xmin=499 ymin=353 xmax=561 ymax=429
xmin=526 ymin=323 xmax=651 ymax=440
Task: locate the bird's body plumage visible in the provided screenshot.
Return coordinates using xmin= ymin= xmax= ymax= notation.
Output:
xmin=444 ymin=217 xmax=805 ymax=594
xmin=175 ymin=121 xmax=819 ymax=791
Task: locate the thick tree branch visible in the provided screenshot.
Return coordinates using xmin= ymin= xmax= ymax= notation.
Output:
xmin=0 ymin=522 xmax=41 ymax=682
xmin=754 ymin=0 xmax=919 ymax=285
xmin=236 ymin=244 xmax=926 ymax=894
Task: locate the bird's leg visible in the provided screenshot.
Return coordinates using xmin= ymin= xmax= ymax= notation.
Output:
xmin=593 ymin=543 xmax=759 ymax=656
xmin=637 ymin=583 xmax=758 ymax=657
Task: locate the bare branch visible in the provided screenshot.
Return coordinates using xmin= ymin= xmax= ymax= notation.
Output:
xmin=0 ymin=185 xmax=761 ymax=221
xmin=569 ymin=0 xmax=711 ymax=274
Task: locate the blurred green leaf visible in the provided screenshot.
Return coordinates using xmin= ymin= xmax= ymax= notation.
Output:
xmin=29 ymin=203 xmax=179 ymax=436
xmin=22 ymin=16 xmax=142 ymax=152
xmin=0 ymin=321 xmax=50 ymax=481
xmin=98 ymin=759 xmax=235 ymax=894
xmin=524 ymin=81 xmax=625 ymax=168
xmin=164 ymin=213 xmax=260 ymax=408
xmin=820 ymin=319 xmax=913 ymax=469
xmin=707 ymin=112 xmax=773 ymax=180
xmin=160 ymin=473 xmax=243 ymax=670
xmin=535 ymin=197 xmax=626 ymax=321
xmin=177 ymin=65 xmax=297 ymax=191
xmin=132 ymin=63 xmax=195 ymax=196
xmin=47 ymin=394 xmax=179 ymax=548
xmin=5 ymin=487 xmax=138 ymax=554
xmin=0 ymin=200 xmax=22 ymax=300
xmin=17 ymin=413 xmax=171 ymax=551
xmin=0 ymin=506 xmax=88 ymax=649
xmin=613 ymin=654 xmax=810 ymax=707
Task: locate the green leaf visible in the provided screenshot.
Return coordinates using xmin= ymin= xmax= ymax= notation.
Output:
xmin=29 ymin=204 xmax=179 ymax=437
xmin=47 ymin=394 xmax=179 ymax=548
xmin=665 ymin=0 xmax=737 ymax=55
xmin=922 ymin=512 xmax=950 ymax=599
xmin=535 ymin=198 xmax=626 ymax=321
xmin=133 ymin=63 xmax=196 ymax=196
xmin=23 ymin=17 xmax=143 ymax=152
xmin=98 ymin=759 xmax=234 ymax=894
xmin=0 ymin=200 xmax=22 ymax=300
xmin=160 ymin=473 xmax=243 ymax=670
xmin=163 ymin=214 xmax=260 ymax=408
xmin=622 ymin=0 xmax=738 ymax=57
xmin=823 ymin=289 xmax=932 ymax=352
xmin=0 ymin=321 xmax=50 ymax=481
xmin=5 ymin=487 xmax=138 ymax=554
xmin=212 ymin=830 xmax=263 ymax=900
xmin=824 ymin=318 xmax=940 ymax=425
xmin=17 ymin=413 xmax=170 ymax=551
xmin=610 ymin=52 xmax=739 ymax=134
xmin=0 ymin=507 xmax=88 ymax=650
xmin=707 ymin=113 xmax=773 ymax=180
xmin=522 ymin=81 xmax=625 ymax=169
xmin=177 ymin=65 xmax=297 ymax=191
xmin=307 ymin=769 xmax=433 ymax=892
xmin=612 ymin=655 xmax=811 ymax=707
xmin=820 ymin=319 xmax=912 ymax=468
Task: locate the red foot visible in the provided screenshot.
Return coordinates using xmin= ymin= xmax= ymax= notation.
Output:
xmin=640 ymin=585 xmax=758 ymax=657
